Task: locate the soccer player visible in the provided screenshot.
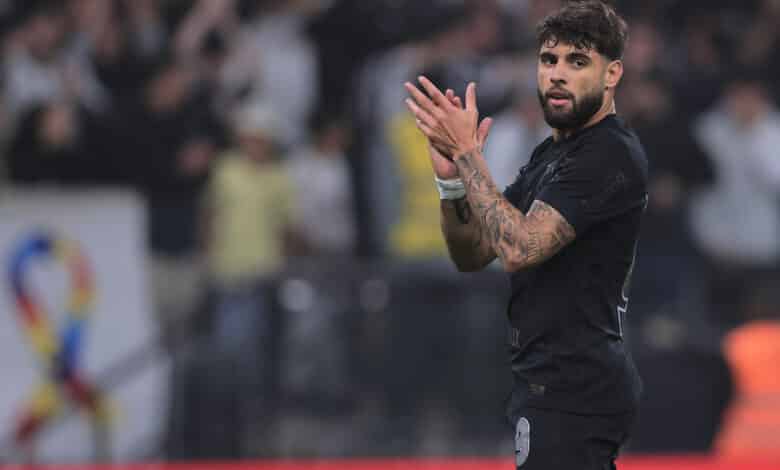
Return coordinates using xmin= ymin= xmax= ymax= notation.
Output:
xmin=403 ymin=1 xmax=647 ymax=469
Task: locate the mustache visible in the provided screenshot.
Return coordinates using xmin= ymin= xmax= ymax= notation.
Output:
xmin=544 ymin=88 xmax=574 ymax=100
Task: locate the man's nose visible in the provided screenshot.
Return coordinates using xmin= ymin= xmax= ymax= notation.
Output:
xmin=549 ymin=64 xmax=568 ymax=85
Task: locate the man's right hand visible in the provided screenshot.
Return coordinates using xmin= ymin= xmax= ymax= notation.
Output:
xmin=422 ymin=88 xmax=491 ymax=180
xmin=424 ymin=89 xmax=460 ymax=179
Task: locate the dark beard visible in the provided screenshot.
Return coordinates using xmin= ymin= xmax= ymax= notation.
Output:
xmin=538 ymin=87 xmax=604 ymax=131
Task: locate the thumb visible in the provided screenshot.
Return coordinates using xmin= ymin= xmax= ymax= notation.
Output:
xmin=477 ymin=117 xmax=493 ymax=150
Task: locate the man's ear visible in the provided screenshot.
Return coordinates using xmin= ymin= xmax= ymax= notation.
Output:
xmin=605 ymin=59 xmax=623 ymax=90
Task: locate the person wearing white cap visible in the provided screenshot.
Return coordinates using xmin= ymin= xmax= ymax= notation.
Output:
xmin=202 ymin=102 xmax=295 ymax=286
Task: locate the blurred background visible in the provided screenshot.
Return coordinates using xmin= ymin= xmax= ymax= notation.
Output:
xmin=0 ymin=0 xmax=779 ymax=465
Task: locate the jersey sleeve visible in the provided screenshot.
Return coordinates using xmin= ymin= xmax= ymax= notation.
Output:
xmin=535 ymin=133 xmax=647 ymax=235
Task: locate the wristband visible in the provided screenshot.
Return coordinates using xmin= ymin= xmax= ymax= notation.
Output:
xmin=435 ymin=176 xmax=466 ymax=200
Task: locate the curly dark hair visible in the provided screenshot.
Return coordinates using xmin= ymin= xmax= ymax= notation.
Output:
xmin=536 ymin=0 xmax=629 ymax=61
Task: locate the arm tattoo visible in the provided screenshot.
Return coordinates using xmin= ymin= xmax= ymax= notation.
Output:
xmin=440 ymin=198 xmax=495 ymax=271
xmin=454 ymin=150 xmax=576 ymax=270
xmin=453 ymin=198 xmax=471 ymax=224
xmin=526 ymin=230 xmax=542 ymax=262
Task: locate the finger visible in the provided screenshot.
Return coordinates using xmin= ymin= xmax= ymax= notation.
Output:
xmin=405 ymin=98 xmax=437 ymax=128
xmin=465 ymin=82 xmax=477 ymax=112
xmin=477 ymin=117 xmax=493 ymax=150
xmin=445 ymin=88 xmax=462 ymax=109
xmin=432 ymin=143 xmax=454 ymax=161
xmin=414 ymin=119 xmax=451 ymax=158
xmin=414 ymin=118 xmax=436 ymax=139
xmin=404 ymin=82 xmax=439 ymax=115
xmin=417 ymin=76 xmax=451 ymax=109
xmin=477 ymin=117 xmax=493 ymax=148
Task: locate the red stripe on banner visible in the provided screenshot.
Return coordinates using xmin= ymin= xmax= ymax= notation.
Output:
xmin=65 ymin=376 xmax=100 ymax=410
xmin=16 ymin=294 xmax=41 ymax=326
xmin=0 ymin=456 xmax=777 ymax=470
xmin=13 ymin=412 xmax=43 ymax=443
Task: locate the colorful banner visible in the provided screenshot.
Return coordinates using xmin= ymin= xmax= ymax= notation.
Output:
xmin=8 ymin=231 xmax=111 ymax=457
xmin=0 ymin=190 xmax=168 ymax=463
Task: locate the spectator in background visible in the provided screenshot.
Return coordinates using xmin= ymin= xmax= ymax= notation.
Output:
xmin=689 ymin=76 xmax=780 ymax=324
xmin=69 ymin=0 xmax=162 ymax=111
xmin=287 ymin=110 xmax=356 ymax=257
xmin=200 ymin=104 xmax=295 ymax=449
xmin=3 ymin=0 xmax=106 ymax=119
xmin=219 ymin=0 xmax=318 ymax=147
xmin=203 ymin=103 xmax=294 ymax=286
xmin=172 ymin=0 xmax=237 ymax=117
xmin=120 ymin=54 xmax=221 ymax=256
xmin=118 ymin=54 xmax=222 ymax=340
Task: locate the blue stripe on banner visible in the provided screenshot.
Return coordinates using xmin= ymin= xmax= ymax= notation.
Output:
xmin=59 ymin=318 xmax=84 ymax=378
xmin=9 ymin=234 xmax=53 ymax=301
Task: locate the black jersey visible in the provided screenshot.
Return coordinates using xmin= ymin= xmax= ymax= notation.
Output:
xmin=503 ymin=114 xmax=648 ymax=416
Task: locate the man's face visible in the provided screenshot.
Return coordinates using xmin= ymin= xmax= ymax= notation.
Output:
xmin=536 ymin=39 xmax=610 ymax=130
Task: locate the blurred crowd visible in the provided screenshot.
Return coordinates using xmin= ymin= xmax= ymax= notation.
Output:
xmin=1 ymin=0 xmax=780 ymax=460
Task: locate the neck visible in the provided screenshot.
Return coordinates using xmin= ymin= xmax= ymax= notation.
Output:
xmin=553 ymin=97 xmax=617 ymax=141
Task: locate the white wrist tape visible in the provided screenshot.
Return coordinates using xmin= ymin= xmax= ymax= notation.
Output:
xmin=435 ymin=177 xmax=466 ymax=200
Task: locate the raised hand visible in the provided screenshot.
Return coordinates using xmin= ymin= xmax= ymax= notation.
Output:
xmin=425 ymin=89 xmax=465 ymax=179
xmin=404 ymin=76 xmax=493 ymax=163
xmin=445 ymin=88 xmax=492 ymax=153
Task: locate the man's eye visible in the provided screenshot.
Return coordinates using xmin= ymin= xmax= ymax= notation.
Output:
xmin=541 ymin=56 xmax=555 ymax=65
xmin=574 ymin=59 xmax=587 ymax=68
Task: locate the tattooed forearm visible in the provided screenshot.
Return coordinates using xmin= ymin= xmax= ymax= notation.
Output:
xmin=440 ymin=199 xmax=496 ymax=271
xmin=526 ymin=230 xmax=542 ymax=262
xmin=454 ymin=150 xmax=576 ymax=271
xmin=458 ymin=153 xmax=488 ymax=189
xmin=453 ymin=198 xmax=471 ymax=224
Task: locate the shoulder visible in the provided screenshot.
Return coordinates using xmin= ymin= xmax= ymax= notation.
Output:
xmin=527 ymin=136 xmax=555 ymax=164
xmin=569 ymin=116 xmax=648 ymax=186
xmin=574 ymin=116 xmax=642 ymax=157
